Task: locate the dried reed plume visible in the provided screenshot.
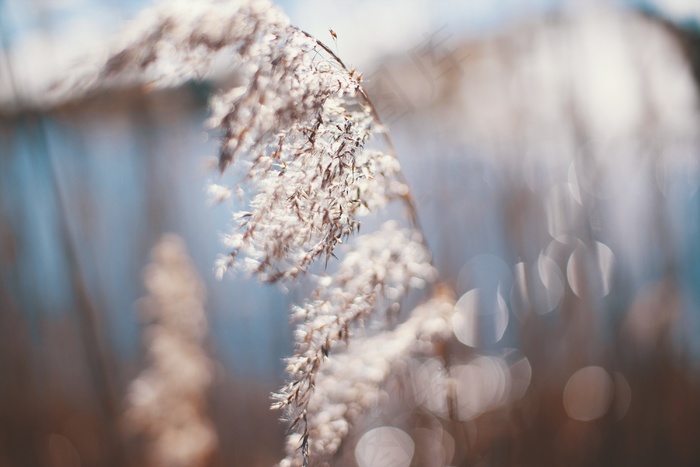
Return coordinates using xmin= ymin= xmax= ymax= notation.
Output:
xmin=67 ymin=0 xmax=408 ymax=283
xmin=44 ymin=1 xmax=700 ymax=465
xmin=124 ymin=234 xmax=216 ymax=467
xmin=70 ymin=1 xmax=439 ymax=464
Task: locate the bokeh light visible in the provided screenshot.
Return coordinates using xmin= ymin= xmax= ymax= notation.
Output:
xmin=355 ymin=426 xmax=414 ymax=467
xmin=563 ymin=366 xmax=615 ymax=422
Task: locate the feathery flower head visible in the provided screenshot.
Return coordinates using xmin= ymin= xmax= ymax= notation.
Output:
xmin=68 ymin=0 xmax=405 ymax=282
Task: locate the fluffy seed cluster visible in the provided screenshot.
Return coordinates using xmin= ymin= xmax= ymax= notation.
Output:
xmin=272 ymin=222 xmax=435 ymax=463
xmin=124 ymin=235 xmax=216 ymax=467
xmin=279 ymin=290 xmax=455 ymax=467
xmin=210 ymin=22 xmax=406 ymax=281
xmin=214 ymin=106 xmax=406 ymax=281
xmin=73 ymin=2 xmax=434 ymax=465
xmin=67 ymin=0 xmax=405 ymax=283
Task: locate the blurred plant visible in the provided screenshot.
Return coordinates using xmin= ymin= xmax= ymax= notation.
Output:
xmin=124 ymin=234 xmax=216 ymax=467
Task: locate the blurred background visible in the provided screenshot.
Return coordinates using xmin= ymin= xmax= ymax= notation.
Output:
xmin=2 ymin=0 xmax=700 ymax=466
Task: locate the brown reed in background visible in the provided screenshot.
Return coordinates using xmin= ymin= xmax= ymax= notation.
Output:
xmin=124 ymin=234 xmax=216 ymax=467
